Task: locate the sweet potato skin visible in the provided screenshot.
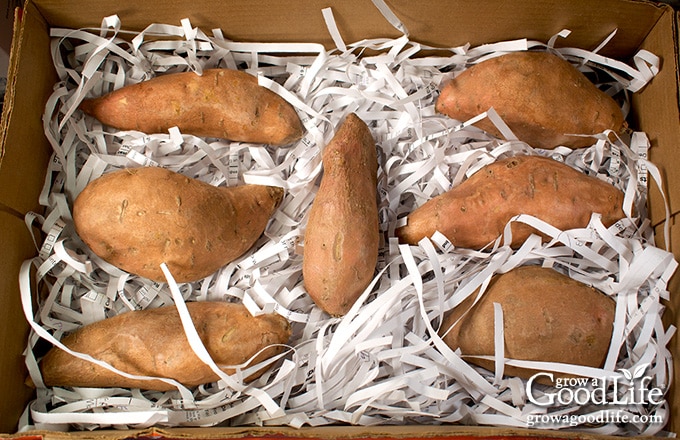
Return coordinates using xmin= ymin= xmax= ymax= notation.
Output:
xmin=73 ymin=166 xmax=283 ymax=282
xmin=435 ymin=51 xmax=625 ymax=149
xmin=440 ymin=265 xmax=615 ymax=380
xmin=302 ymin=113 xmax=379 ymax=316
xmin=395 ymin=155 xmax=625 ymax=249
xmin=80 ymin=69 xmax=304 ymax=145
xmin=39 ymin=302 xmax=291 ymax=390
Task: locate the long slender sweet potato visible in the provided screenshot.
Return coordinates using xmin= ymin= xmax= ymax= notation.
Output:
xmin=80 ymin=69 xmax=304 ymax=145
xmin=435 ymin=51 xmax=625 ymax=149
xmin=440 ymin=265 xmax=615 ymax=380
xmin=302 ymin=113 xmax=379 ymax=316
xmin=73 ymin=166 xmax=283 ymax=282
xmin=39 ymin=302 xmax=291 ymax=390
xmin=395 ymin=155 xmax=625 ymax=249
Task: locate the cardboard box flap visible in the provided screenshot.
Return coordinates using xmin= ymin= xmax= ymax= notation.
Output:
xmin=0 ymin=6 xmax=22 ymax=162
xmin=0 ymin=1 xmax=54 ymax=214
xmin=0 ymin=3 xmax=53 ymax=434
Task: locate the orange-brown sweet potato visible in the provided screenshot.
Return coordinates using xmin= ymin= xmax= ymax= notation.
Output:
xmin=73 ymin=166 xmax=283 ymax=282
xmin=302 ymin=113 xmax=380 ymax=316
xmin=80 ymin=69 xmax=304 ymax=145
xmin=435 ymin=51 xmax=625 ymax=149
xmin=395 ymin=155 xmax=625 ymax=249
xmin=441 ymin=265 xmax=616 ymax=380
xmin=39 ymin=302 xmax=291 ymax=390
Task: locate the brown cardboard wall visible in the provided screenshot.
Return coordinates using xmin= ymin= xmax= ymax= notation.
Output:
xmin=0 ymin=213 xmax=39 ymax=432
xmin=630 ymin=6 xmax=680 ymax=225
xmin=20 ymin=0 xmax=668 ymax=57
xmin=0 ymin=0 xmax=54 ymax=433
xmin=661 ymin=214 xmax=680 ymax=434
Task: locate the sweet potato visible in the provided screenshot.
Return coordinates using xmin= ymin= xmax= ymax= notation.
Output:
xmin=302 ymin=113 xmax=379 ymax=316
xmin=435 ymin=51 xmax=625 ymax=149
xmin=73 ymin=166 xmax=283 ymax=282
xmin=440 ymin=265 xmax=615 ymax=380
xmin=395 ymin=155 xmax=625 ymax=249
xmin=80 ymin=69 xmax=304 ymax=145
xmin=39 ymin=302 xmax=291 ymax=390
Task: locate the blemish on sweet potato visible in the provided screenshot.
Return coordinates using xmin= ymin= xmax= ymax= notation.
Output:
xmin=333 ymin=232 xmax=344 ymax=262
xmin=118 ymin=199 xmax=129 ymax=223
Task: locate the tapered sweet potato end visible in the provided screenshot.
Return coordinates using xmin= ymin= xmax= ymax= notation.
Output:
xmin=395 ymin=219 xmax=428 ymax=246
xmin=395 ymin=194 xmax=444 ymax=245
xmin=269 ymin=104 xmax=305 ymax=146
xmin=78 ymin=98 xmax=96 ymax=116
xmin=79 ymin=95 xmax=131 ymax=130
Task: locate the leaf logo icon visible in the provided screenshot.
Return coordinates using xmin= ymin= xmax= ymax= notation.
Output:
xmin=619 ymin=368 xmax=633 ymax=381
xmin=618 ymin=363 xmax=649 ymax=383
xmin=633 ymin=363 xmax=649 ymax=379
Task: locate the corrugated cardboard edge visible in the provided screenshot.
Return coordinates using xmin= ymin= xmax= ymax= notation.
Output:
xmin=646 ymin=4 xmax=680 ymax=438
xmin=0 ymin=426 xmax=653 ymax=440
xmin=0 ymin=5 xmax=22 ymax=164
xmin=0 ymin=0 xmax=54 ymax=216
xmin=0 ymin=5 xmax=25 ymax=217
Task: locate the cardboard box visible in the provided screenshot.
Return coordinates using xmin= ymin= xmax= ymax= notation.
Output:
xmin=1 ymin=0 xmax=679 ymax=437
xmin=0 ymin=0 xmax=20 ymax=111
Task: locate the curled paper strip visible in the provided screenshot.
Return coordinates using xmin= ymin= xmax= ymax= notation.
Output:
xmin=18 ymin=5 xmax=675 ymax=436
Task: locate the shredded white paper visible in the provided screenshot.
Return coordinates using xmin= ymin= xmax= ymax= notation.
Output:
xmin=16 ymin=4 xmax=677 ymax=436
